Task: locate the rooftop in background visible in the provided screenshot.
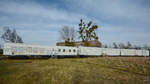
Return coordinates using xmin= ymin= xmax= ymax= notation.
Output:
xmin=56 ymin=40 xmax=102 ymax=47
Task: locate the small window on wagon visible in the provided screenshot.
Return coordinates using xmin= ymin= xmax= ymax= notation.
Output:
xmin=73 ymin=49 xmax=76 ymax=52
xmin=69 ymin=49 xmax=71 ymax=52
xmin=58 ymin=49 xmax=61 ymax=52
xmin=63 ymin=49 xmax=65 ymax=52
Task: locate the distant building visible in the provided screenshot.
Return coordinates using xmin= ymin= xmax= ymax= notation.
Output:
xmin=56 ymin=40 xmax=102 ymax=47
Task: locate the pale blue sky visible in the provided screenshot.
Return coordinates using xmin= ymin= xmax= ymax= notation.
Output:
xmin=0 ymin=0 xmax=150 ymax=46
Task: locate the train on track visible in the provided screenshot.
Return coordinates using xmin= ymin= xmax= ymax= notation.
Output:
xmin=3 ymin=43 xmax=150 ymax=58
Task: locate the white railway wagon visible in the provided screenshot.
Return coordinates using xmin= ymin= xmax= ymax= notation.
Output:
xmin=121 ymin=49 xmax=136 ymax=56
xmin=55 ymin=46 xmax=77 ymax=56
xmin=3 ymin=43 xmax=149 ymax=57
xmin=101 ymin=48 xmax=121 ymax=56
xmin=4 ymin=43 xmax=52 ymax=56
xmin=120 ymin=49 xmax=149 ymax=56
xmin=140 ymin=50 xmax=149 ymax=56
xmin=135 ymin=50 xmax=143 ymax=56
xmin=79 ymin=47 xmax=121 ymax=56
xmin=79 ymin=46 xmax=103 ymax=56
xmin=4 ymin=43 xmax=78 ymax=57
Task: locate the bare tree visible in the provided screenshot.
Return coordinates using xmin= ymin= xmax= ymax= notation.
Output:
xmin=103 ymin=44 xmax=108 ymax=48
xmin=11 ymin=29 xmax=23 ymax=43
xmin=133 ymin=45 xmax=141 ymax=49
xmin=126 ymin=41 xmax=132 ymax=49
xmin=1 ymin=27 xmax=23 ymax=43
xmin=143 ymin=44 xmax=149 ymax=50
xmin=118 ymin=43 xmax=126 ymax=49
xmin=0 ymin=28 xmax=3 ymax=48
xmin=59 ymin=26 xmax=76 ymax=46
xmin=1 ymin=27 xmax=11 ymax=42
xmin=113 ymin=42 xmax=118 ymax=48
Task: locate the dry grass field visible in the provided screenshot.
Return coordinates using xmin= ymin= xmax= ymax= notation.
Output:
xmin=0 ymin=57 xmax=150 ymax=84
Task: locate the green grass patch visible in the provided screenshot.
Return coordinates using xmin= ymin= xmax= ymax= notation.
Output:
xmin=0 ymin=57 xmax=150 ymax=84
